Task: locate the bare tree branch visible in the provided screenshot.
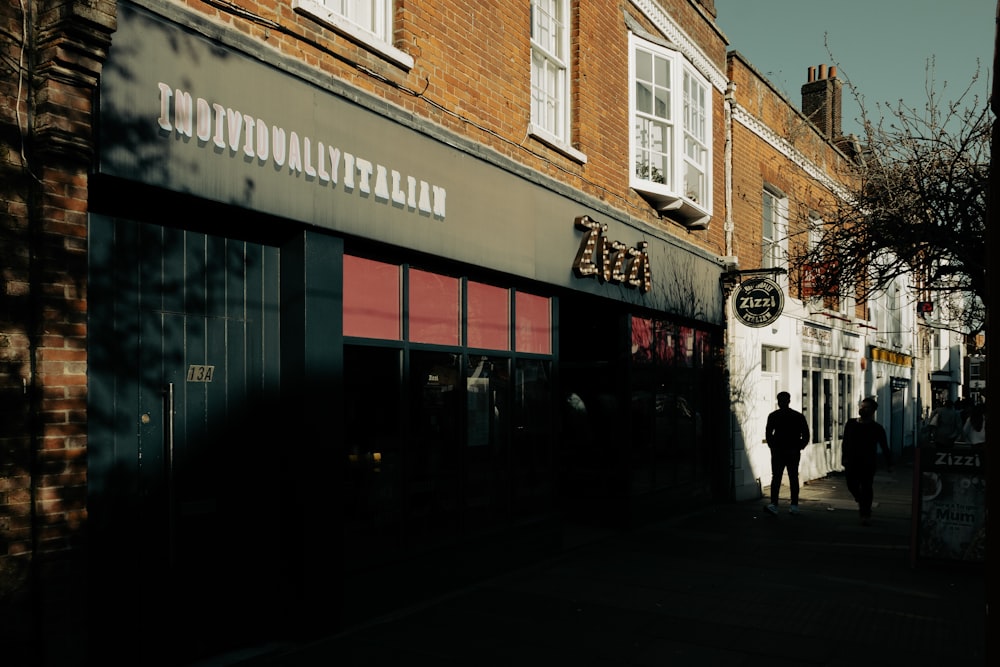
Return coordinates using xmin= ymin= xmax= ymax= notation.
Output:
xmin=795 ymin=56 xmax=990 ymax=336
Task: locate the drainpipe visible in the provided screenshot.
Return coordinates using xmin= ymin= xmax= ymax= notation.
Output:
xmin=723 ymin=79 xmax=736 ymax=499
xmin=724 ymin=80 xmax=736 ymax=257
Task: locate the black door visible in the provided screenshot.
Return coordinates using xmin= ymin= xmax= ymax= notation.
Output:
xmin=89 ymin=216 xmax=282 ymax=664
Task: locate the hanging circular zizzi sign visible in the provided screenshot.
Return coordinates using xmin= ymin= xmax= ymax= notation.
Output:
xmin=732 ymin=277 xmax=784 ymax=328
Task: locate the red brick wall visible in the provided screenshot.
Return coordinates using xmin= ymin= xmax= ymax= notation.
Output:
xmin=177 ymin=0 xmax=729 ymax=246
xmin=1 ymin=0 xmax=41 ymax=657
xmin=726 ymin=52 xmax=859 ymax=299
xmin=1 ymin=1 xmax=115 ymax=664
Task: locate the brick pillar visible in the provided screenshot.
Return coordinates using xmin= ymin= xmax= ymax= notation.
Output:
xmin=0 ymin=2 xmax=115 ymax=665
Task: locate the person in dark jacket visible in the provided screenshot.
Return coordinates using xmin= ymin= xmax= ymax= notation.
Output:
xmin=841 ymin=397 xmax=892 ymax=525
xmin=764 ymin=391 xmax=810 ymax=516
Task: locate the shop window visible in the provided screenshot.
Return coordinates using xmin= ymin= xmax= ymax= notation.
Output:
xmin=344 ymin=255 xmax=401 ymax=340
xmin=515 ymin=291 xmax=552 ymax=354
xmin=629 ymin=315 xmax=718 ymax=493
xmin=407 ymin=351 xmax=462 ymax=543
xmin=343 ymin=345 xmax=403 ymax=565
xmin=695 ymin=330 xmax=714 ymax=368
xmin=632 ymin=316 xmax=678 ymax=366
xmin=512 ymin=358 xmax=553 ymax=514
xmin=342 ymin=260 xmax=556 ymax=553
xmin=678 ymin=326 xmax=695 ymax=368
xmin=632 ymin=317 xmax=651 ymax=358
xmin=838 ymin=371 xmax=851 ymax=435
xmin=294 ymin=0 xmax=414 ymax=69
xmin=409 ymin=269 xmax=460 ymax=345
xmin=467 ymin=281 xmax=510 ymax=351
xmin=465 ymin=356 xmax=510 ymax=523
xmin=629 ymin=33 xmax=712 ymax=227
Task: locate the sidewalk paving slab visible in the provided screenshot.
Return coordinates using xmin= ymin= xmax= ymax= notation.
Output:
xmin=210 ymin=460 xmax=985 ymax=667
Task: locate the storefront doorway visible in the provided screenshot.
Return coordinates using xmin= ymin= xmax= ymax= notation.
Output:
xmin=89 ymin=215 xmax=284 ymax=663
xmin=802 ymin=357 xmax=855 ymax=471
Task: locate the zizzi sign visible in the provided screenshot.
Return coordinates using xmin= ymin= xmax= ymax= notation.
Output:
xmin=732 ymin=277 xmax=784 ymax=327
xmin=572 ymin=216 xmax=652 ymax=293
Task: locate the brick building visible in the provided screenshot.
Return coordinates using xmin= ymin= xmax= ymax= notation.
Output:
xmin=723 ymin=51 xmax=922 ymax=500
xmin=723 ymin=53 xmax=869 ymax=498
xmin=0 ymin=1 xmax=869 ymax=665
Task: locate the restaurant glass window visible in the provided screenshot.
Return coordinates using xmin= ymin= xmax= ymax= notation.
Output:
xmin=630 ymin=316 xmax=712 ymax=493
xmin=512 ymin=358 xmax=553 ymax=514
xmin=409 ymin=269 xmax=460 ymax=345
xmin=407 ymin=351 xmax=462 ymax=545
xmin=343 ymin=255 xmax=400 ymax=339
xmin=342 ymin=256 xmax=556 ymax=552
xmin=466 ymin=356 xmax=510 ymax=525
xmin=468 ymin=281 xmax=510 ymax=350
xmin=630 ymin=316 xmax=658 ymax=493
xmin=343 ymin=345 xmax=403 ymax=567
xmin=516 ymin=291 xmax=552 ymax=354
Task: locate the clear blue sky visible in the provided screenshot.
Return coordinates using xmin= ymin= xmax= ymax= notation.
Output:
xmin=714 ymin=0 xmax=994 ymax=137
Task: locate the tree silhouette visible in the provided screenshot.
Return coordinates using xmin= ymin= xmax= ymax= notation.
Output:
xmin=795 ymin=60 xmax=990 ymax=337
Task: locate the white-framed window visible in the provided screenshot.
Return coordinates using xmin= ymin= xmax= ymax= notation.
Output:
xmin=808 ymin=213 xmax=823 ymax=254
xmin=682 ymin=71 xmax=708 ymax=204
xmin=886 ymin=280 xmax=903 ymax=346
xmin=294 ymin=0 xmax=414 ymax=70
xmin=629 ymin=33 xmax=711 ymax=228
xmin=804 ymin=213 xmax=823 ymax=303
xmin=761 ymin=346 xmax=785 ymax=425
xmin=762 ymin=187 xmax=787 ymax=269
xmin=530 ymin=0 xmax=584 ymax=162
xmin=761 ymin=345 xmax=784 ymax=375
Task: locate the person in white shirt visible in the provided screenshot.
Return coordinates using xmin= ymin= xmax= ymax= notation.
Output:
xmin=929 ymin=399 xmax=962 ymax=446
xmin=960 ymin=404 xmax=986 ymax=445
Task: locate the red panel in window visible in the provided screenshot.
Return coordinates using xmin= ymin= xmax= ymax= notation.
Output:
xmin=343 ymin=256 xmax=401 ymax=340
xmin=632 ymin=316 xmax=653 ymax=364
xmin=409 ymin=269 xmax=460 ymax=345
xmin=468 ymin=281 xmax=510 ymax=350
xmin=515 ymin=292 xmax=551 ymax=354
xmin=679 ymin=326 xmax=695 ymax=367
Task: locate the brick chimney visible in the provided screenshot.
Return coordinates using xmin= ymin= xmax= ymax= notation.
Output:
xmin=801 ymin=64 xmax=842 ymax=140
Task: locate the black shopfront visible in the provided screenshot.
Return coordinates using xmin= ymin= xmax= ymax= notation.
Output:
xmin=87 ymin=3 xmax=728 ymax=663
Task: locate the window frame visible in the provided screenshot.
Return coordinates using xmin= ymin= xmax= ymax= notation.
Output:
xmin=628 ymin=32 xmax=712 ymax=228
xmin=529 ymin=0 xmax=586 ymax=163
xmin=806 ymin=213 xmax=851 ymax=314
xmin=761 ymin=345 xmax=784 ymax=376
xmin=343 ymin=256 xmax=553 ymax=356
xmin=294 ymin=0 xmax=414 ymax=70
xmin=761 ymin=186 xmax=787 ymax=270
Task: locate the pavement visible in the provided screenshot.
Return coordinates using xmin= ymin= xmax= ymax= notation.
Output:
xmin=211 ymin=452 xmax=987 ymax=666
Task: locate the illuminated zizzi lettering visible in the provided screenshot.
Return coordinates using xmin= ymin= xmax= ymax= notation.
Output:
xmin=572 ymin=215 xmax=651 ymax=293
xmin=156 ymin=82 xmax=446 ymax=219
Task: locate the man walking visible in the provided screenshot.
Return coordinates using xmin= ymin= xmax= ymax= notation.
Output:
xmin=841 ymin=397 xmax=892 ymax=525
xmin=764 ymin=391 xmax=810 ymax=516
